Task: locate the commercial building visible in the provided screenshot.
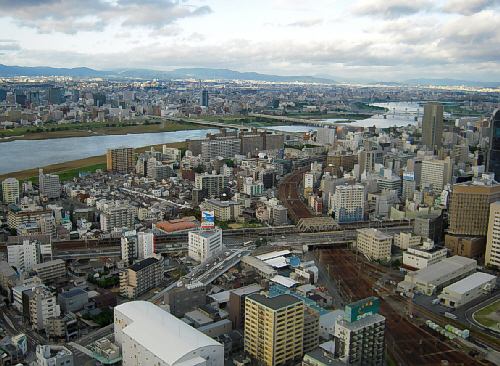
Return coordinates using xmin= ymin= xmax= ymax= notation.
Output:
xmin=106 ymin=146 xmax=135 ymax=173
xmin=228 ymin=284 xmax=263 ymax=330
xmin=326 ymin=153 xmax=358 ymax=178
xmin=164 ymin=283 xmax=208 ymax=317
xmin=33 ymin=259 xmax=66 ymax=283
xmin=35 ymin=345 xmax=73 ymax=366
xmin=420 ymin=158 xmax=453 ymax=192
xmin=188 ymin=227 xmax=223 ymax=262
xmin=359 ymin=149 xmax=384 ymax=174
xmin=486 ymin=201 xmax=500 ymax=267
xmin=119 ymin=257 xmax=163 ymax=299
xmin=414 ymin=214 xmax=443 ymax=243
xmin=244 ymin=293 xmax=305 ymax=366
xmin=39 ymin=169 xmax=61 ymax=199
xmin=445 ymin=235 xmax=486 ymax=258
xmin=2 ymin=178 xmax=19 ymax=204
xmin=195 ymin=173 xmax=228 ymax=198
xmin=393 ymin=232 xmax=421 ymax=250
xmin=449 ymin=176 xmax=500 ymax=236
xmin=422 ymin=102 xmax=444 ymax=151
xmin=114 ymin=301 xmax=223 ymax=366
xmin=398 ymin=256 xmax=477 ymax=295
xmin=200 ymin=198 xmax=242 ymax=221
xmin=437 ymin=272 xmax=497 ymax=308
xmin=57 ymin=289 xmax=88 ymax=314
xmin=334 ymin=297 xmax=386 ymax=366
xmin=356 ymin=228 xmax=392 ymax=261
xmin=332 ymin=184 xmax=365 ymax=223
xmin=402 ymin=240 xmax=447 ymax=269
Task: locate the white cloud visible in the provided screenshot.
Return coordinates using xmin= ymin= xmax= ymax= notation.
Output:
xmin=443 ymin=0 xmax=499 ymax=15
xmin=288 ymin=18 xmax=323 ymax=27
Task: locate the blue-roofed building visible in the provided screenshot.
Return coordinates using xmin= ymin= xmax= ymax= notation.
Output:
xmin=57 ymin=289 xmax=88 ymax=314
xmin=269 ymin=284 xmax=329 ymax=316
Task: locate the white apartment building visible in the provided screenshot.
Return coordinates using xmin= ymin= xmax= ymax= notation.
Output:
xmin=2 ymin=177 xmax=19 ymax=204
xmin=201 ymin=138 xmax=241 ymax=160
xmin=486 ymin=201 xmax=500 ymax=267
xmin=393 ymin=232 xmax=422 ymax=250
xmin=30 ymin=287 xmax=61 ymax=331
xmin=39 ymin=169 xmax=61 ymax=199
xmin=35 ymin=345 xmax=73 ymax=366
xmin=316 ymin=126 xmax=336 ymax=145
xmin=100 ymin=205 xmax=133 ymax=232
xmin=8 ymin=240 xmax=51 ymax=271
xmin=403 ymin=239 xmax=447 ymax=269
xmin=121 ymin=230 xmax=138 ymax=266
xmin=243 ymin=178 xmax=264 ymax=196
xmin=356 ymin=228 xmax=392 ymax=261
xmin=163 ymin=146 xmax=181 ymax=162
xmin=138 ymin=232 xmax=154 ymax=260
xmin=420 ymin=158 xmax=454 ymax=193
xmin=331 ymin=184 xmax=365 ymax=223
xmin=188 ymin=228 xmax=223 ymax=262
xmin=114 ymin=301 xmax=223 ymax=366
xmin=200 ymin=198 xmax=243 ymax=221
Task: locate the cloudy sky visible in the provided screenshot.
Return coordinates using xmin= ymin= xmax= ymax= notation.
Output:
xmin=0 ymin=0 xmax=499 ymax=81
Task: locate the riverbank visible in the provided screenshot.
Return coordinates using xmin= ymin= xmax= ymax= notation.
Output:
xmin=0 ymin=121 xmax=210 ymax=143
xmin=0 ymin=141 xmax=185 ymax=182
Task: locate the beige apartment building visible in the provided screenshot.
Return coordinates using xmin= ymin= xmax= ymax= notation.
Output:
xmin=245 ymin=294 xmax=305 ymax=366
xmin=119 ymin=257 xmax=162 ymax=299
xmin=32 ymin=259 xmax=66 ymax=284
xmin=356 ymin=228 xmax=392 ymax=260
xmin=106 ymin=146 xmax=134 ymax=173
xmin=486 ymin=201 xmax=500 ymax=267
xmin=449 ymin=177 xmax=500 ymax=236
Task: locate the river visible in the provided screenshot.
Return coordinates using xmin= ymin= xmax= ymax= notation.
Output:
xmin=1 ymin=104 xmax=425 ymax=175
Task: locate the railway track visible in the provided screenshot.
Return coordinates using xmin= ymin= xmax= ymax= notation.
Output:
xmin=321 ymin=248 xmax=483 ymax=365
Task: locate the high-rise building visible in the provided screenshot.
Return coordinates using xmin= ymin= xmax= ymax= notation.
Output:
xmin=106 ymin=146 xmax=135 ymax=174
xmin=195 ymin=173 xmax=228 ymax=198
xmin=244 ymin=293 xmax=305 ymax=366
xmin=356 ymin=228 xmax=392 ymax=260
xmin=331 ymin=184 xmax=365 ymax=223
xmin=7 ymin=240 xmax=52 ymax=272
xmin=201 ymin=138 xmax=241 ymax=159
xmin=200 ymin=89 xmax=209 ymax=107
xmin=2 ymin=177 xmax=19 ymax=204
xmin=39 ymin=169 xmax=61 ymax=199
xmin=334 ymin=297 xmax=386 ymax=365
xmin=46 ymin=87 xmax=62 ymax=105
xmin=359 ymin=149 xmax=384 ymax=174
xmin=93 ymin=92 xmax=106 ymax=107
xmin=228 ymin=284 xmax=263 ymax=330
xmin=449 ymin=176 xmax=500 ymax=236
xmin=487 ymin=110 xmax=500 ymax=181
xmin=27 ymin=287 xmax=61 ymax=331
xmin=420 ymin=158 xmax=453 ymax=193
xmin=100 ymin=206 xmax=133 ymax=232
xmin=121 ymin=230 xmax=138 ymax=266
xmin=414 ymin=214 xmax=444 ymax=243
xmin=486 ymin=201 xmax=500 ymax=267
xmin=316 ymin=126 xmax=336 ymax=145
xmin=188 ymin=227 xmax=223 ymax=262
xmin=422 ymin=102 xmax=444 ymax=152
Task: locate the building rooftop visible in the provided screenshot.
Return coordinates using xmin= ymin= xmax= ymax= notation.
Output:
xmin=33 ymin=259 xmax=65 ymax=270
xmin=247 ymin=293 xmax=302 ymax=311
xmin=230 ymin=284 xmax=263 ymax=297
xmin=413 ymin=256 xmax=476 ymax=284
xmin=128 ymin=257 xmax=159 ymax=272
xmin=115 ymin=301 xmax=221 ymax=365
xmin=337 ymin=313 xmax=386 ymax=332
xmin=357 ymin=228 xmax=393 ymax=240
xmin=271 ymin=275 xmax=298 ymax=288
xmin=59 ymin=289 xmax=87 ymax=299
xmin=256 ymin=250 xmax=291 ymax=261
xmin=0 ymin=261 xmax=16 ymax=278
xmin=443 ymin=272 xmax=497 ymax=294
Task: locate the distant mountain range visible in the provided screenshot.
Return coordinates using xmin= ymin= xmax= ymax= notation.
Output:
xmin=0 ymin=64 xmax=498 ymax=87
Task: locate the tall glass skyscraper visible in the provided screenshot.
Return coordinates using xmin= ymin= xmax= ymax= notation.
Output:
xmin=487 ymin=110 xmax=500 ymax=181
xmin=422 ymin=102 xmax=444 ymax=152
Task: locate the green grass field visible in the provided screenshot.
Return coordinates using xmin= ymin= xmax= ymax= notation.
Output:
xmin=475 ymin=300 xmax=500 ymax=329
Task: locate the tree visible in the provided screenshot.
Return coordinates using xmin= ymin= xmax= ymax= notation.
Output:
xmin=194 ymin=166 xmax=203 ymax=174
xmin=9 ymin=228 xmax=17 ymax=236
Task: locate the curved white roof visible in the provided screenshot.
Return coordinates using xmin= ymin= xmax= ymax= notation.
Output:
xmin=115 ymin=301 xmax=221 ymax=365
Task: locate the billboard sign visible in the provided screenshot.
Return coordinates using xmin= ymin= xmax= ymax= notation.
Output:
xmin=201 ymin=210 xmax=215 ymax=228
xmin=345 ymin=297 xmax=379 ymax=323
xmin=403 ymin=171 xmax=414 ymax=181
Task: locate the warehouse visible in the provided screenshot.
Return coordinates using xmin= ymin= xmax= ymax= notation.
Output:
xmin=398 ymin=256 xmax=477 ymax=295
xmin=438 ymin=272 xmax=497 ymax=308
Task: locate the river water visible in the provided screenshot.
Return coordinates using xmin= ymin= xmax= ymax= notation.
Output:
xmin=1 ymin=103 xmax=424 ymax=175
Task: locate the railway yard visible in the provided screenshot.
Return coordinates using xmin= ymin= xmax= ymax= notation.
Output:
xmin=320 ymin=247 xmax=499 ymax=366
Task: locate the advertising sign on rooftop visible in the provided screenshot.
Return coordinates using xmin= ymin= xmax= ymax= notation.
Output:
xmin=201 ymin=210 xmax=215 ymax=228
xmin=345 ymin=297 xmax=379 ymax=323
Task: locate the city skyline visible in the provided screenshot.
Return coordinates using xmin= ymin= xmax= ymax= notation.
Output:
xmin=0 ymin=0 xmax=499 ymax=82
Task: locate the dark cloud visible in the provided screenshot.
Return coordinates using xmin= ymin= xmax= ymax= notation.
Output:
xmin=350 ymin=0 xmax=433 ymax=19
xmin=0 ymin=0 xmax=212 ymax=34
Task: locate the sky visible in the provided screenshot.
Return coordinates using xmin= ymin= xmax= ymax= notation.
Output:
xmin=0 ymin=0 xmax=499 ymax=82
